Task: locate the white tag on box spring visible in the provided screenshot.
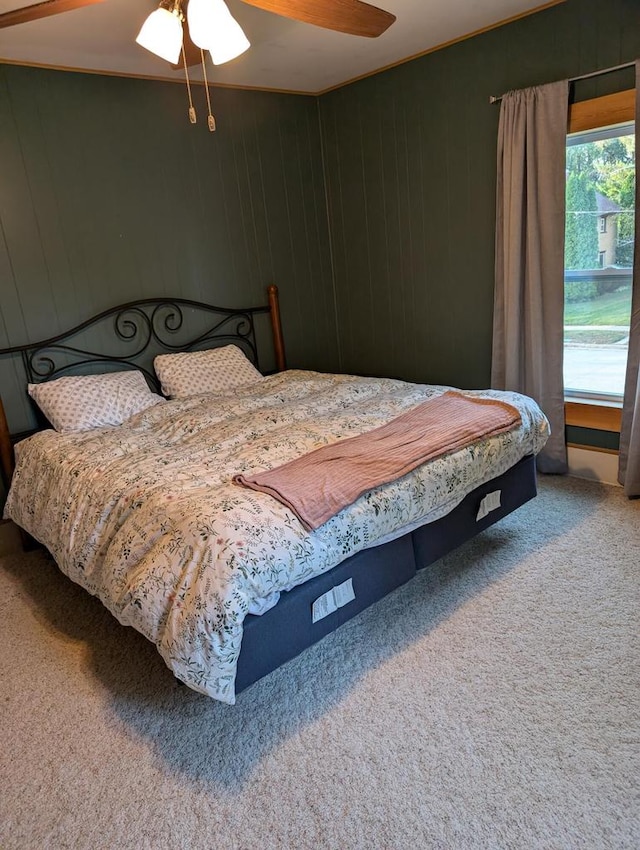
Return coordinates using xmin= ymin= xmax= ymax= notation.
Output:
xmin=476 ymin=489 xmax=502 ymax=522
xmin=312 ymin=578 xmax=356 ymax=624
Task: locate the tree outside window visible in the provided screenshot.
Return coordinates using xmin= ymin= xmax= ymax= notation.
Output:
xmin=564 ymin=127 xmax=635 ymax=398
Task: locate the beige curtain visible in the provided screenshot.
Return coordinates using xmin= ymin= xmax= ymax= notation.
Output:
xmin=492 ymin=80 xmax=569 ymax=474
xmin=618 ymin=63 xmax=640 ymax=497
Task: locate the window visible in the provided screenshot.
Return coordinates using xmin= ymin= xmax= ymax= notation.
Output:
xmin=564 ymin=101 xmax=635 ymax=406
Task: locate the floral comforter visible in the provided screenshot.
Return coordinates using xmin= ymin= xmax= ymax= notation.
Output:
xmin=4 ymin=371 xmax=549 ymax=703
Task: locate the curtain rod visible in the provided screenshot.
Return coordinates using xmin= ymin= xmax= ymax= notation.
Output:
xmin=489 ymin=60 xmax=636 ymax=104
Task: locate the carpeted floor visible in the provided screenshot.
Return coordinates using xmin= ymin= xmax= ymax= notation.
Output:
xmin=0 ymin=475 xmax=638 ymax=850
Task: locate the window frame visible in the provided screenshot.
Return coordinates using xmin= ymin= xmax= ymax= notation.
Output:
xmin=564 ymin=88 xmax=635 ymax=433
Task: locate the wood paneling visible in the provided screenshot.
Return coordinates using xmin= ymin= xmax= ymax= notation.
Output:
xmin=565 ymin=401 xmax=623 ymax=432
xmin=569 ymin=88 xmax=635 ymax=133
xmin=0 ymin=65 xmax=338 ymax=432
xmin=319 ymin=0 xmax=640 ymax=393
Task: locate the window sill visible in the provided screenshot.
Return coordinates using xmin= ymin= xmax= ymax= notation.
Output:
xmin=565 ymin=399 xmax=622 ymax=432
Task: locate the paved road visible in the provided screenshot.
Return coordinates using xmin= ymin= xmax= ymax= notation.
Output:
xmin=566 ymin=325 xmax=629 ymax=332
xmin=564 ymin=345 xmax=628 ymax=395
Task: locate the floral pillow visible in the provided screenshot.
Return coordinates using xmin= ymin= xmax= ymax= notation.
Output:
xmin=28 ymin=371 xmax=164 ymax=433
xmin=154 ymin=345 xmax=264 ymax=399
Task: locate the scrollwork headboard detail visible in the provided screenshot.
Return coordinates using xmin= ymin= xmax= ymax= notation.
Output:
xmin=0 ymin=284 xmax=285 ymax=489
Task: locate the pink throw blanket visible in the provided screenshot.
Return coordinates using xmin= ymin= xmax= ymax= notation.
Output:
xmin=233 ymin=391 xmax=521 ymax=531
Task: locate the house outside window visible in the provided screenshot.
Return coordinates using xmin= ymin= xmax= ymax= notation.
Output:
xmin=564 ymin=120 xmax=635 ymax=401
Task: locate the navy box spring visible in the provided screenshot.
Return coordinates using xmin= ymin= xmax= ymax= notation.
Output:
xmin=236 ymin=454 xmax=537 ymax=694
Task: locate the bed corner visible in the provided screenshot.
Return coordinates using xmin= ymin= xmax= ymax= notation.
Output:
xmin=0 ymin=395 xmax=15 ymax=492
xmin=267 ymin=284 xmax=287 ymax=372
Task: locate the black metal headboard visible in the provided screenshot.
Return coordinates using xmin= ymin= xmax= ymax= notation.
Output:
xmin=1 ymin=289 xmax=284 ymax=393
xmin=0 ymin=285 xmax=285 ymax=483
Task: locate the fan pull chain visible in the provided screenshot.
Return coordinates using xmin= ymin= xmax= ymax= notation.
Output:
xmin=182 ymin=44 xmax=197 ymax=124
xmin=200 ymin=49 xmax=216 ymax=133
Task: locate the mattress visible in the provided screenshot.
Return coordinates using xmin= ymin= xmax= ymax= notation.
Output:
xmin=4 ymin=370 xmax=549 ymax=703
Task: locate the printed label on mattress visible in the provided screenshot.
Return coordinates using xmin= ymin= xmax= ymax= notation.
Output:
xmin=476 ymin=489 xmax=502 ymax=521
xmin=312 ymin=578 xmax=356 ymax=623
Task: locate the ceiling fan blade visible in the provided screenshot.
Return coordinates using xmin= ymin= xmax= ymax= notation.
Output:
xmin=240 ymin=0 xmax=395 ymax=38
xmin=0 ymin=0 xmax=105 ymax=30
xmin=171 ymin=22 xmax=203 ymax=71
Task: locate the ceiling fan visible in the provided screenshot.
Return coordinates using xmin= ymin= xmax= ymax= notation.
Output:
xmin=0 ymin=0 xmax=397 ymax=69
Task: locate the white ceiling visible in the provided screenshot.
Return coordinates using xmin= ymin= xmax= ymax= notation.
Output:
xmin=0 ymin=0 xmax=560 ymax=94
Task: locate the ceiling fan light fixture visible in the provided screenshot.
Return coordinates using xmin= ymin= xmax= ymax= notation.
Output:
xmin=187 ymin=0 xmax=250 ymax=64
xmin=187 ymin=0 xmax=224 ymax=49
xmin=136 ymin=6 xmax=183 ymax=65
xmin=207 ymin=15 xmax=250 ymax=65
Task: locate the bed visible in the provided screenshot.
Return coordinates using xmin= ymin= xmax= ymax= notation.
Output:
xmin=0 ymin=286 xmax=549 ymax=704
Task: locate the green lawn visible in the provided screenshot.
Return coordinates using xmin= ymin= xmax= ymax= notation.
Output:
xmin=564 ymin=329 xmax=627 ymax=345
xmin=564 ymin=284 xmax=632 ymax=326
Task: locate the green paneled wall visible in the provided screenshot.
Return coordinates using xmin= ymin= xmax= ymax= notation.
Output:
xmin=2 ymin=0 xmax=639 ymax=454
xmin=566 ymin=425 xmax=620 ymax=452
xmin=319 ymin=0 xmax=640 ymax=393
xmin=0 ymin=65 xmax=338 ymax=433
